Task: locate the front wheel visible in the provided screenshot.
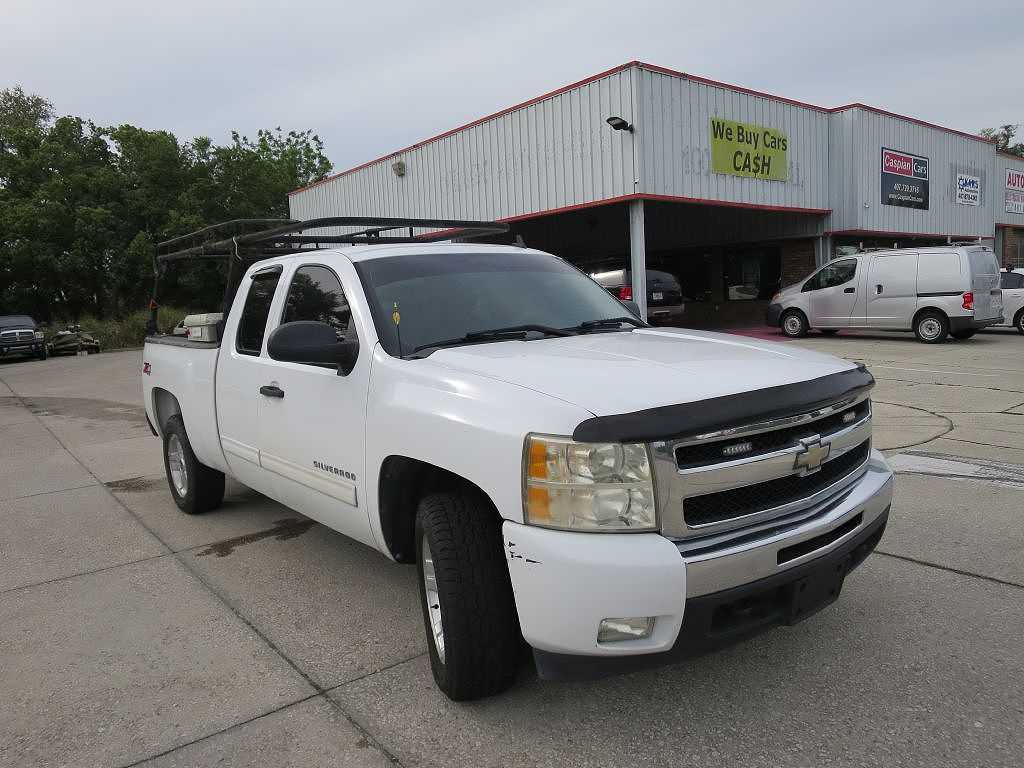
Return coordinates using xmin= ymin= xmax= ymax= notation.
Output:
xmin=415 ymin=490 xmax=521 ymax=700
xmin=914 ymin=311 xmax=949 ymax=343
xmin=162 ymin=415 xmax=225 ymax=514
xmin=1015 ymin=311 xmax=1024 ymax=336
xmin=951 ymin=329 xmax=976 ymax=340
xmin=780 ymin=310 xmax=809 ymax=338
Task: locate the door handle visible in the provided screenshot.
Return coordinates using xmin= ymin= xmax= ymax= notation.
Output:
xmin=844 ymin=287 xmax=855 ymax=294
xmin=259 ymin=385 xmax=285 ymax=399
xmin=875 ymin=284 xmax=883 ymax=295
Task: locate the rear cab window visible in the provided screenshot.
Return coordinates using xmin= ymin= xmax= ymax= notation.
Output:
xmin=236 ymin=267 xmax=283 ymax=355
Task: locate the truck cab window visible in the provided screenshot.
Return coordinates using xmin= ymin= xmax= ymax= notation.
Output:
xmin=236 ymin=272 xmax=282 ymax=355
xmin=282 ymin=265 xmax=352 ymax=337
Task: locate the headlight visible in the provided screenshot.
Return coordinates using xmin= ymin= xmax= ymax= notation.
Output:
xmin=523 ymin=434 xmax=657 ymax=531
xmin=34 ymin=331 xmax=44 ymax=340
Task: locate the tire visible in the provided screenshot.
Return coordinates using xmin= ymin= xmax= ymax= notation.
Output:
xmin=780 ymin=309 xmax=808 ymax=338
xmin=162 ymin=414 xmax=225 ymax=514
xmin=415 ymin=490 xmax=521 ymax=701
xmin=820 ymin=329 xmax=839 ymax=336
xmin=1015 ymin=310 xmax=1024 ymax=336
xmin=950 ymin=329 xmax=976 ymax=340
xmin=913 ymin=311 xmax=949 ymax=344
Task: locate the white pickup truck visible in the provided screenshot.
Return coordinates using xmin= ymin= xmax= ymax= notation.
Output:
xmin=143 ymin=218 xmax=893 ymax=700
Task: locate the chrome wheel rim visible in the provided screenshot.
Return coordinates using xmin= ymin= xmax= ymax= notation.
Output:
xmin=783 ymin=315 xmax=802 ymax=335
xmin=919 ymin=318 xmax=941 ymax=340
xmin=421 ymin=533 xmax=445 ymax=663
xmin=167 ymin=434 xmax=188 ymax=497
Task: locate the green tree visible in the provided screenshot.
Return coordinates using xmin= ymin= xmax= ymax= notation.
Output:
xmin=981 ymin=124 xmax=1024 ymax=157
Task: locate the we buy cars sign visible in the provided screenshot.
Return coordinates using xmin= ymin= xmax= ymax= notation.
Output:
xmin=880 ymin=148 xmax=929 ymax=209
xmin=1006 ymin=168 xmax=1024 ymax=215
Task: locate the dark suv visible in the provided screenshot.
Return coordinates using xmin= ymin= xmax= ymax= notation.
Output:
xmin=590 ymin=268 xmax=685 ymax=324
xmin=0 ymin=315 xmax=47 ymax=360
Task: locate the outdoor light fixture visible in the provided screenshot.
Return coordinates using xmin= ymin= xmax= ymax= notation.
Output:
xmin=606 ymin=116 xmax=634 ymax=133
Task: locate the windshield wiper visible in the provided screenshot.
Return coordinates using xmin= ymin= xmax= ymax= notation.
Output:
xmin=572 ymin=316 xmax=646 ymax=332
xmin=409 ymin=324 xmax=573 ymax=356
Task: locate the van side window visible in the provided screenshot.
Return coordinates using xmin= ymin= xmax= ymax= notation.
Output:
xmin=236 ymin=271 xmax=282 ymax=356
xmin=282 ymin=265 xmax=352 ymax=337
xmin=1001 ymin=272 xmax=1024 ymax=289
xmin=820 ymin=260 xmax=857 ymax=288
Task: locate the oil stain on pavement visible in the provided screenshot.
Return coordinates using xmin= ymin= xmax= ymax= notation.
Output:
xmin=195 ymin=518 xmax=317 ymax=557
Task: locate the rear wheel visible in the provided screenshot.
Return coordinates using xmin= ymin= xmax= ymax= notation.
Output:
xmin=914 ymin=311 xmax=948 ymax=343
xmin=780 ymin=310 xmax=809 ymax=338
xmin=415 ymin=490 xmax=521 ymax=700
xmin=162 ymin=415 xmax=224 ymax=514
xmin=951 ymin=329 xmax=976 ymax=340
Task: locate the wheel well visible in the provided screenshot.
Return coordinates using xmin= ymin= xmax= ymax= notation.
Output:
xmin=781 ymin=307 xmax=808 ymax=326
xmin=152 ymin=388 xmax=181 ymax=435
xmin=378 ymin=456 xmax=495 ymax=563
xmin=1014 ymin=307 xmax=1024 ymax=327
xmin=912 ymin=306 xmax=947 ymax=327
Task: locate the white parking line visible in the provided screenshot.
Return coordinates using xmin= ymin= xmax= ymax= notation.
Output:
xmin=874 ymin=366 xmax=1001 ymax=377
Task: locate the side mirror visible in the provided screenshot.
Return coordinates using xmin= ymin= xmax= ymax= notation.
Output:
xmin=267 ymin=321 xmax=359 ymax=376
xmin=621 ymin=299 xmax=642 ymax=318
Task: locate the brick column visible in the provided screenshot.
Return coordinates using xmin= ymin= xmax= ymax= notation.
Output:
xmin=1002 ymin=227 xmax=1023 ymax=268
xmin=780 ymin=239 xmax=817 ymax=285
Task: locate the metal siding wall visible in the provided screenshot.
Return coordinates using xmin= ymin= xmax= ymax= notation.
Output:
xmin=827 ymin=110 xmax=858 ymax=231
xmin=638 ymin=69 xmax=830 ymax=210
xmin=288 ymin=70 xmax=636 ymax=223
xmin=845 ymin=109 xmax=993 ymax=237
xmin=994 ymin=154 xmax=1024 ymax=227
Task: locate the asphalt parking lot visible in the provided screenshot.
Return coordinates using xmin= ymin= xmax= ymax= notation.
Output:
xmin=2 ymin=330 xmax=1023 ymax=768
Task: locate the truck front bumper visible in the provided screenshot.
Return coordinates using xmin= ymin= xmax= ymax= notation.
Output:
xmin=504 ymin=450 xmax=893 ymax=681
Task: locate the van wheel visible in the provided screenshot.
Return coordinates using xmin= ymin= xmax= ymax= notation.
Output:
xmin=415 ymin=490 xmax=521 ymax=701
xmin=820 ymin=329 xmax=839 ymax=336
xmin=914 ymin=311 xmax=949 ymax=343
xmin=1015 ymin=310 xmax=1024 ymax=336
xmin=162 ymin=415 xmax=225 ymax=514
xmin=950 ymin=329 xmax=976 ymax=340
xmin=780 ymin=310 xmax=808 ymax=338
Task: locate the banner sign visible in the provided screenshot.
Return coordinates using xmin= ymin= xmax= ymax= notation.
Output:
xmin=1007 ymin=168 xmax=1024 ymax=215
xmin=710 ymin=118 xmax=788 ymax=181
xmin=880 ymin=148 xmax=929 ymax=209
xmin=955 ymin=173 xmax=981 ymax=206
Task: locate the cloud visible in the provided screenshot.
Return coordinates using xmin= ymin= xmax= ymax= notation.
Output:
xmin=3 ymin=0 xmax=1019 ymax=175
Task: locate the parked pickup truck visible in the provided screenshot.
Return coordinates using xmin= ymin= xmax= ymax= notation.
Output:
xmin=143 ymin=220 xmax=893 ymax=700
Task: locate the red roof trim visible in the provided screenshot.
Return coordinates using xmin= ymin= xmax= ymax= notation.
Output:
xmin=636 ymin=63 xmax=831 ymax=113
xmin=289 ymin=61 xmax=639 ymax=197
xmin=826 ymin=228 xmax=993 ymax=240
xmin=829 ymin=103 xmax=994 ymax=144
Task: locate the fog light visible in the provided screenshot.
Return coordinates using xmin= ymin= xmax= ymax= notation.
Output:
xmin=598 ymin=617 xmax=655 ymax=643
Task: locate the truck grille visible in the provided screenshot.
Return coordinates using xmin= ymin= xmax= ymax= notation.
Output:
xmin=652 ymin=393 xmax=873 ymax=540
xmin=1 ymin=330 xmax=33 ymax=342
xmin=675 ymin=399 xmax=869 ymax=469
xmin=684 ymin=440 xmax=870 ymax=527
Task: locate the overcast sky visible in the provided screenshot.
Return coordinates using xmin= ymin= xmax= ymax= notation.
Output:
xmin=4 ymin=0 xmax=1020 ymax=174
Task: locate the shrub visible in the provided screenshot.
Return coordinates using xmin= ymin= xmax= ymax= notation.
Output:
xmin=42 ymin=306 xmax=191 ymax=350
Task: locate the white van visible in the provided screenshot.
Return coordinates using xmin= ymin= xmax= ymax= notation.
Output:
xmin=995 ymin=269 xmax=1024 ymax=334
xmin=767 ymin=246 xmax=1003 ymax=343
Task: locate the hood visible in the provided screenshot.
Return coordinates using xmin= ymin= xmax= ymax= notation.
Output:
xmin=427 ymin=328 xmax=855 ymax=416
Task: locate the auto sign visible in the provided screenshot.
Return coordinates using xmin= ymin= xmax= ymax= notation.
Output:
xmin=881 ymin=148 xmax=929 ymax=210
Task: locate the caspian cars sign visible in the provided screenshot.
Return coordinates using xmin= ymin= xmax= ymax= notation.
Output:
xmin=880 ymin=148 xmax=929 ymax=209
xmin=1006 ymin=168 xmax=1024 ymax=215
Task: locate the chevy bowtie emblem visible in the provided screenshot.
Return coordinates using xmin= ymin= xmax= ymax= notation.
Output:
xmin=794 ymin=435 xmax=831 ymax=474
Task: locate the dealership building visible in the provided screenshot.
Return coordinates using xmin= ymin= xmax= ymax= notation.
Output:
xmin=289 ymin=61 xmax=1024 ymax=326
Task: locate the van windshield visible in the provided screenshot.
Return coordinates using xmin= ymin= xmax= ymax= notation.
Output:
xmin=355 ymin=252 xmax=636 ymax=357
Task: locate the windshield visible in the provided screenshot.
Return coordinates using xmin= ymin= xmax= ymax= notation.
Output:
xmin=355 ymin=251 xmax=636 ymax=357
xmin=0 ymin=315 xmax=36 ymax=331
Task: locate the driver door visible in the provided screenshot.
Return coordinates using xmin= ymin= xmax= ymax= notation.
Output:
xmin=257 ymin=261 xmax=376 ymax=548
xmin=809 ymin=259 xmax=859 ymax=327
